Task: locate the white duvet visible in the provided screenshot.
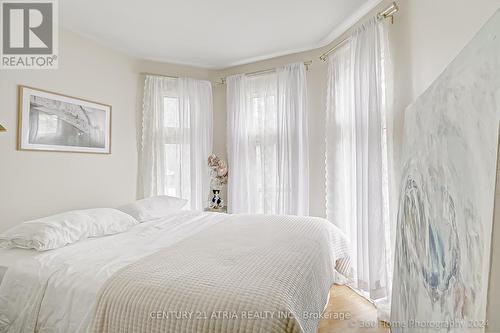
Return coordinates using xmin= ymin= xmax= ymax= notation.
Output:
xmin=0 ymin=211 xmax=227 ymax=333
xmin=0 ymin=211 xmax=349 ymax=333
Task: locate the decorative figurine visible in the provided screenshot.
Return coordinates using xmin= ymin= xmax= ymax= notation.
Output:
xmin=207 ymin=154 xmax=228 ymax=210
xmin=210 ymin=189 xmax=223 ymax=209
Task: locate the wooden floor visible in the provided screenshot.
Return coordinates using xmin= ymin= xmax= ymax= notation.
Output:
xmin=317 ymin=285 xmax=389 ymax=333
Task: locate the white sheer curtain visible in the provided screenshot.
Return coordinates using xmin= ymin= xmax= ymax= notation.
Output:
xmin=141 ymin=75 xmax=213 ymax=210
xmin=227 ymin=62 xmax=309 ymax=215
xmin=277 ymin=64 xmax=309 ymax=215
xmin=325 ymin=17 xmax=394 ymax=308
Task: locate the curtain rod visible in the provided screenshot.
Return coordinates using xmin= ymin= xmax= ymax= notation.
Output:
xmin=319 ymin=1 xmax=399 ymax=62
xmin=140 ymin=72 xmax=179 ymax=79
xmin=140 ymin=60 xmax=313 ymax=85
xmin=140 ymin=72 xmax=222 ymax=84
xmin=216 ymin=60 xmax=312 ymax=85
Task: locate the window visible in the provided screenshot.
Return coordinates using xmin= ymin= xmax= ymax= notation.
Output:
xmin=231 ymin=74 xmax=281 ymax=213
xmin=249 ymin=93 xmax=278 ymax=213
xmin=142 ymin=76 xmax=213 ymax=210
xmin=163 ymin=97 xmax=180 ymax=128
xmin=227 ymin=64 xmax=309 ymax=215
xmin=162 ymin=96 xmax=191 ymax=203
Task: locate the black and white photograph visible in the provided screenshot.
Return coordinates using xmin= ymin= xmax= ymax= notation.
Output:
xmin=18 ymin=86 xmax=111 ymax=153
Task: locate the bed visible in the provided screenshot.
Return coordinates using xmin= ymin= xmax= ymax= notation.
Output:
xmin=0 ymin=210 xmax=350 ymax=333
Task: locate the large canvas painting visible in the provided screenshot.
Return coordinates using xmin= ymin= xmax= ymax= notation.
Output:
xmin=18 ymin=86 xmax=111 ymax=153
xmin=391 ymin=10 xmax=500 ymax=333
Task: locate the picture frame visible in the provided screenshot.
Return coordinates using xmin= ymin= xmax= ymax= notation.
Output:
xmin=18 ymin=86 xmax=112 ymax=154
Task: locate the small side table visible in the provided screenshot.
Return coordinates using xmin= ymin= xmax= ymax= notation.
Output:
xmin=204 ymin=207 xmax=228 ymax=213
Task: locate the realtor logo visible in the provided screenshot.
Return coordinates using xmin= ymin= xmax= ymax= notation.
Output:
xmin=1 ymin=0 xmax=58 ymax=69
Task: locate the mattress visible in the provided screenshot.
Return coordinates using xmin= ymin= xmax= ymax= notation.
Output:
xmin=0 ymin=211 xmax=350 ymax=333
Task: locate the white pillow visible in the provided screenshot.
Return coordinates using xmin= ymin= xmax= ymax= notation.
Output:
xmin=118 ymin=196 xmax=187 ymax=222
xmin=0 ymin=208 xmax=138 ymax=251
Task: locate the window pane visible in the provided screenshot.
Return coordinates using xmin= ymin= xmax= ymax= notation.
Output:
xmin=162 ymin=95 xmax=192 ymax=207
xmin=165 ymin=144 xmax=180 ymax=197
xmin=163 ymin=96 xmax=181 ymax=197
xmin=164 ymin=97 xmax=179 ymax=128
xmin=248 ymin=92 xmax=278 ymax=213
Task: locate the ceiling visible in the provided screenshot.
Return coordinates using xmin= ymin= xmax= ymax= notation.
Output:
xmin=61 ymin=0 xmax=380 ymax=69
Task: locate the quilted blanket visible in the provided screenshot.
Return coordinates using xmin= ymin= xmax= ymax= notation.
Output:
xmin=91 ymin=214 xmax=350 ymax=333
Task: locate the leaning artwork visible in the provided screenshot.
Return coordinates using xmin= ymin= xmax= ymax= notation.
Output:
xmin=391 ymin=9 xmax=500 ymax=333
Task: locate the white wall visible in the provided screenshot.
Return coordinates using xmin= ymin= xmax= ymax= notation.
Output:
xmin=390 ymin=0 xmax=500 ymax=180
xmin=0 ymin=29 xmax=212 ymax=231
xmin=395 ymin=0 xmax=500 ymax=100
xmin=0 ymin=30 xmax=138 ymax=230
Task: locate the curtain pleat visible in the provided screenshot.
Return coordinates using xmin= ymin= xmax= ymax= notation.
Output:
xmin=227 ymin=63 xmax=309 ymax=215
xmin=325 ymin=17 xmax=394 ymax=309
xmin=141 ymin=75 xmax=213 ymax=210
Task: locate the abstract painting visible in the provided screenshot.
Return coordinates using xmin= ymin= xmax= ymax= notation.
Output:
xmin=391 ymin=10 xmax=500 ymax=333
xmin=18 ymin=86 xmax=111 ymax=153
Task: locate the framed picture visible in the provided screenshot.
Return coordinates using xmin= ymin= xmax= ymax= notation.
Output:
xmin=18 ymin=86 xmax=111 ymax=154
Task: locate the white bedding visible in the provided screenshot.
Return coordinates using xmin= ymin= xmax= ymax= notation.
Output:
xmin=0 ymin=211 xmax=226 ymax=333
xmin=0 ymin=248 xmax=36 ymax=284
xmin=0 ymin=211 xmax=349 ymax=333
